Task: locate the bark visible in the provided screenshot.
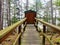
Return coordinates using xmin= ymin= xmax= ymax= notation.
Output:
xmin=7 ymin=0 xmax=11 ymax=26
xmin=54 ymin=9 xmax=56 ymax=25
xmin=51 ymin=0 xmax=55 ymax=24
xmin=26 ymin=0 xmax=28 ymax=10
xmin=0 ymin=0 xmax=3 ymax=30
xmin=59 ymin=9 xmax=60 ymax=17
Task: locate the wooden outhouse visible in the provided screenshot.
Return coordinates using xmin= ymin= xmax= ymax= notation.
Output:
xmin=25 ymin=10 xmax=36 ymax=24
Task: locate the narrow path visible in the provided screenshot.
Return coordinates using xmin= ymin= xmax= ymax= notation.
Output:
xmin=21 ymin=24 xmax=42 ymax=45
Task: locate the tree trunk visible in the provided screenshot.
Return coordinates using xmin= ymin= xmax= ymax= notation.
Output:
xmin=26 ymin=0 xmax=28 ymax=10
xmin=51 ymin=0 xmax=54 ymax=24
xmin=59 ymin=9 xmax=60 ymax=18
xmin=7 ymin=0 xmax=11 ymax=26
xmin=0 ymin=0 xmax=3 ymax=30
xmin=54 ymin=9 xmax=56 ymax=25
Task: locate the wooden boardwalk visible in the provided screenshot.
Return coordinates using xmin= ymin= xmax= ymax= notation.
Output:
xmin=21 ymin=24 xmax=42 ymax=45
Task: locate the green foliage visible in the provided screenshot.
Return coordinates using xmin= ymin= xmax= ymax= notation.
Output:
xmin=37 ymin=1 xmax=43 ymax=8
xmin=43 ymin=15 xmax=51 ymax=22
xmin=57 ymin=18 xmax=60 ymax=26
xmin=43 ymin=17 xmax=48 ymax=22
xmin=54 ymin=0 xmax=60 ymax=6
xmin=12 ymin=16 xmax=19 ymax=24
xmin=57 ymin=23 xmax=60 ymax=26
xmin=57 ymin=18 xmax=60 ymax=21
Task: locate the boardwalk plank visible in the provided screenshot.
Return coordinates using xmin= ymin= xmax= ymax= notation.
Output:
xmin=21 ymin=24 xmax=42 ymax=45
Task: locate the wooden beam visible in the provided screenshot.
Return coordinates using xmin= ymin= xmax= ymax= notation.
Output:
xmin=35 ymin=18 xmax=60 ymax=34
xmin=0 ymin=18 xmax=26 ymax=43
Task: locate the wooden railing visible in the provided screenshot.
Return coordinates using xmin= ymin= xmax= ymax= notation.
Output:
xmin=0 ymin=18 xmax=60 ymax=45
xmin=35 ymin=18 xmax=60 ymax=45
xmin=0 ymin=18 xmax=26 ymax=45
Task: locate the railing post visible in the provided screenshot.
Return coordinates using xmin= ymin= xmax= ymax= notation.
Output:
xmin=36 ymin=21 xmax=38 ymax=30
xmin=23 ymin=21 xmax=26 ymax=32
xmin=43 ymin=25 xmax=46 ymax=45
xmin=18 ymin=26 xmax=21 ymax=45
xmin=35 ymin=21 xmax=38 ymax=31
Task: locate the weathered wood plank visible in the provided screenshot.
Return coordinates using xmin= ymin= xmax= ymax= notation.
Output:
xmin=21 ymin=24 xmax=42 ymax=45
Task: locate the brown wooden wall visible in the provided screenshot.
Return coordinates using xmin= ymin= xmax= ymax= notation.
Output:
xmin=25 ymin=10 xmax=36 ymax=24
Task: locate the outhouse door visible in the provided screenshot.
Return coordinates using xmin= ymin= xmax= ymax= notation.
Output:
xmin=25 ymin=10 xmax=36 ymax=24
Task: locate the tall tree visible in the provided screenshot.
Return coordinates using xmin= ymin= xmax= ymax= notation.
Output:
xmin=26 ymin=0 xmax=29 ymax=10
xmin=55 ymin=0 xmax=60 ymax=16
xmin=51 ymin=0 xmax=54 ymax=24
xmin=7 ymin=0 xmax=11 ymax=26
xmin=36 ymin=0 xmax=42 ymax=18
xmin=8 ymin=0 xmax=11 ymax=26
xmin=54 ymin=0 xmax=60 ymax=26
xmin=0 ymin=0 xmax=3 ymax=30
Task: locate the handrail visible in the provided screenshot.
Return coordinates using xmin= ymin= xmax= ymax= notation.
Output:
xmin=35 ymin=18 xmax=60 ymax=34
xmin=0 ymin=18 xmax=26 ymax=42
xmin=13 ymin=33 xmax=21 ymax=45
xmin=35 ymin=18 xmax=60 ymax=45
xmin=38 ymin=28 xmax=54 ymax=45
xmin=40 ymin=32 xmax=54 ymax=45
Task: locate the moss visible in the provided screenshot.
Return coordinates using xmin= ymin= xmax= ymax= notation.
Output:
xmin=54 ymin=37 xmax=60 ymax=43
